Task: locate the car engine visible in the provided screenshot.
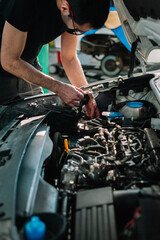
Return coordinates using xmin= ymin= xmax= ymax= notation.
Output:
xmin=0 ymin=73 xmax=160 ymax=240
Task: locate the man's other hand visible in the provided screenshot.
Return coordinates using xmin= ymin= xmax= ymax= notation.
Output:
xmin=85 ymin=92 xmax=100 ymax=118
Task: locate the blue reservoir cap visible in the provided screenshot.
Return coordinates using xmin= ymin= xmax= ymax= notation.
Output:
xmin=102 ymin=111 xmax=123 ymax=119
xmin=25 ymin=216 xmax=46 ymax=240
xmin=126 ymin=102 xmax=143 ymax=108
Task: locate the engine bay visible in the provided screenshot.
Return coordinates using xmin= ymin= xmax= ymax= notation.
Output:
xmin=0 ymin=73 xmax=160 ymax=240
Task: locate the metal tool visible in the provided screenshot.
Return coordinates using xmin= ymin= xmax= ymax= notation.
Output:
xmin=77 ymin=94 xmax=90 ymax=118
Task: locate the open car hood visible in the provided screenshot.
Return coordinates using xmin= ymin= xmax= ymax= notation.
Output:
xmin=113 ymin=0 xmax=160 ymax=64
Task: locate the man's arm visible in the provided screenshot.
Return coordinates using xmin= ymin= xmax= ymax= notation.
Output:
xmin=61 ymin=32 xmax=100 ymax=118
xmin=61 ymin=31 xmax=88 ymax=87
xmin=0 ymin=21 xmax=84 ymax=107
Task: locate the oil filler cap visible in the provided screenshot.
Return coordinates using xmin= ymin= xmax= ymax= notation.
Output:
xmin=25 ymin=216 xmax=46 ymax=240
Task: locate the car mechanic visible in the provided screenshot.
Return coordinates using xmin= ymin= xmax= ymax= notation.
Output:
xmin=0 ymin=0 xmax=109 ymax=118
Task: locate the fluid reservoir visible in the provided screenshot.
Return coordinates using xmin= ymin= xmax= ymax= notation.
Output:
xmin=25 ymin=216 xmax=46 ymax=240
xmin=119 ymin=101 xmax=145 ymax=119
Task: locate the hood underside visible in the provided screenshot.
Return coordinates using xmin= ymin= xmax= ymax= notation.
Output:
xmin=113 ymin=0 xmax=160 ymax=64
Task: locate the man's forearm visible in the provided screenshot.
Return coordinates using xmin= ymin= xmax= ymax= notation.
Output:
xmin=61 ymin=55 xmax=88 ymax=87
xmin=2 ymin=57 xmax=61 ymax=93
xmin=1 ymin=57 xmax=85 ymax=107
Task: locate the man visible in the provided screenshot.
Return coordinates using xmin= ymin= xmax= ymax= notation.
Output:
xmin=0 ymin=0 xmax=109 ymax=117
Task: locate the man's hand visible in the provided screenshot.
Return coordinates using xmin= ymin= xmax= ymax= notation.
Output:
xmin=84 ymin=92 xmax=100 ymax=118
xmin=56 ymin=82 xmax=84 ymax=108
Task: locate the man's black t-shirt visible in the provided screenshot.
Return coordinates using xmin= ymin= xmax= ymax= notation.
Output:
xmin=4 ymin=0 xmax=67 ymax=62
xmin=0 ymin=0 xmax=68 ymax=104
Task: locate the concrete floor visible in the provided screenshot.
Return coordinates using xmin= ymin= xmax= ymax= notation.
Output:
xmin=49 ymin=47 xmax=120 ymax=85
xmin=49 ymin=48 xmax=160 ymax=88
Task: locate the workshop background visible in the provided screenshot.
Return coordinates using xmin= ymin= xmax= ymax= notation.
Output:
xmin=38 ymin=1 xmax=136 ymax=93
xmin=38 ymin=0 xmax=160 ymax=95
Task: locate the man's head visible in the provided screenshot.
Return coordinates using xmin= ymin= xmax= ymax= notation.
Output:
xmin=58 ymin=0 xmax=110 ymax=33
xmin=67 ymin=0 xmax=110 ymax=29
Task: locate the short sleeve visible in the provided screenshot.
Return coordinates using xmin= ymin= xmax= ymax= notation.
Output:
xmin=6 ymin=0 xmax=35 ymax=32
